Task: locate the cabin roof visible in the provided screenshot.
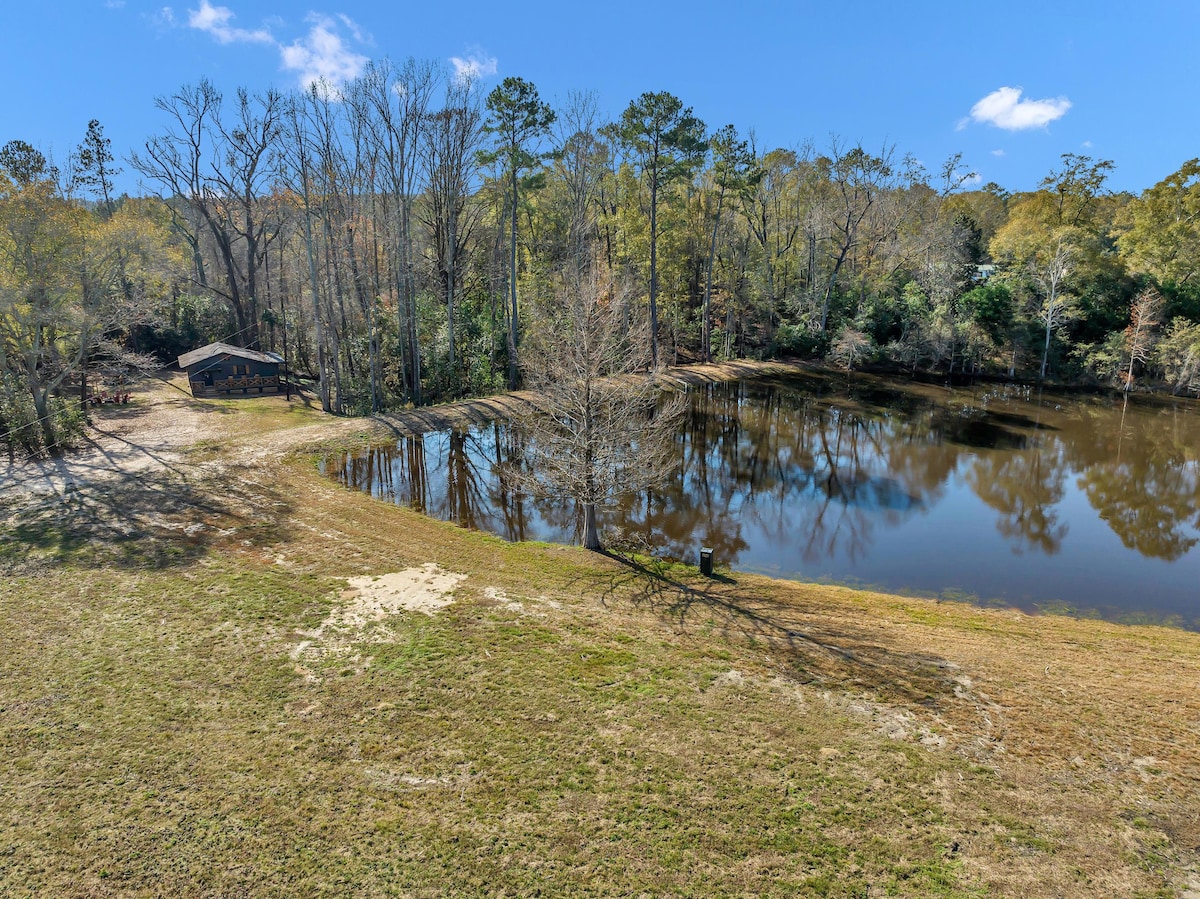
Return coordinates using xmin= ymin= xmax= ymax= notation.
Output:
xmin=177 ymin=342 xmax=284 ymax=369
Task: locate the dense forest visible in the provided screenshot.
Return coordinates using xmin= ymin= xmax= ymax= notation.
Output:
xmin=2 ymin=60 xmax=1199 ymax=454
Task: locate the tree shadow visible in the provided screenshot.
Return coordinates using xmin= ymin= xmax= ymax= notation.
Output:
xmin=575 ymin=549 xmax=963 ymax=709
xmin=2 ymin=451 xmax=294 ymax=574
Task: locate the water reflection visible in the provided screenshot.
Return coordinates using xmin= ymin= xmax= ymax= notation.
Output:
xmin=968 ymin=446 xmax=1069 ymax=555
xmin=1070 ymin=396 xmax=1200 ymax=562
xmin=323 ymin=373 xmax=1200 ymax=628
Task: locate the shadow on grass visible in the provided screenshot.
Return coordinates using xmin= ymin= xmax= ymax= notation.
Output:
xmin=575 ymin=549 xmax=961 ymax=709
xmin=2 ymin=450 xmax=295 ymax=574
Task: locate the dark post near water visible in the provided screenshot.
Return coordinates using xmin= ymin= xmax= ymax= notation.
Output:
xmin=700 ymin=546 xmax=714 ymax=577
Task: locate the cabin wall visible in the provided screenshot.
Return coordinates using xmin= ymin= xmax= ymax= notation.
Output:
xmin=186 ymin=355 xmax=281 ymax=398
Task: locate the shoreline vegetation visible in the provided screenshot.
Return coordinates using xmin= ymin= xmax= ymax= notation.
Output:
xmin=3 ymin=361 xmax=1199 ymax=896
xmin=6 ymin=103 xmax=1200 ymax=461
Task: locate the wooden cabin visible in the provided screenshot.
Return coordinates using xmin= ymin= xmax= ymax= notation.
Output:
xmin=178 ymin=342 xmax=285 ymax=398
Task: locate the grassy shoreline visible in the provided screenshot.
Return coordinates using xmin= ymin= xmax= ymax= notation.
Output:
xmin=2 ymin=362 xmax=1198 ymax=897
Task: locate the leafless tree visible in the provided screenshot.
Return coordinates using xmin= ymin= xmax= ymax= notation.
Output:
xmin=280 ymin=92 xmax=332 ymax=411
xmin=552 ymin=90 xmax=606 ymax=261
xmin=360 ymin=58 xmax=437 ymax=404
xmin=420 ymin=78 xmax=484 ymax=388
xmin=510 ymin=261 xmax=685 ymax=550
xmin=1124 ymin=286 xmax=1164 ymax=390
xmin=131 ymin=80 xmax=282 ymax=349
xmin=1033 ymin=232 xmax=1073 ymax=381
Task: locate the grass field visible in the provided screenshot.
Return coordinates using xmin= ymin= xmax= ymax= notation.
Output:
xmin=2 ymin=371 xmax=1198 ymax=897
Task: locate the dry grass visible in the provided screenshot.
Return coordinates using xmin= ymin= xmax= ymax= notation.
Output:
xmin=1 ymin=367 xmax=1198 ymax=897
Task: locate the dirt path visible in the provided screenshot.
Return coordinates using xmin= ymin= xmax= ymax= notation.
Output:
xmin=1 ymin=359 xmax=808 ymax=519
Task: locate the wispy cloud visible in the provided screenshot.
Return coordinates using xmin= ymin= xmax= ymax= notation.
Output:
xmin=187 ymin=0 xmax=272 ymax=44
xmin=336 ymin=13 xmax=371 ymax=45
xmin=962 ymin=87 xmax=1071 ymax=131
xmin=450 ymin=48 xmax=498 ymax=84
xmin=184 ymin=3 xmax=371 ymax=92
xmin=281 ymin=13 xmax=370 ymax=90
xmin=991 ymin=149 xmax=1005 ymax=157
xmin=153 ymin=6 xmax=176 ymax=27
xmin=106 ymin=0 xmax=127 ymax=9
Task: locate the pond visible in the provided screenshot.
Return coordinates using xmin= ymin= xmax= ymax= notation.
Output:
xmin=322 ymin=371 xmax=1200 ymax=630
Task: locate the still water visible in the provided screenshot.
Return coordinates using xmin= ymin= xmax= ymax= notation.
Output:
xmin=323 ymin=372 xmax=1200 ymax=629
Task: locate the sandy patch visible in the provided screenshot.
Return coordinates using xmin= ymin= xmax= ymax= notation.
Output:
xmin=342 ymin=564 xmax=467 ymax=621
xmin=484 ymin=586 xmax=562 ymax=616
xmin=290 ymin=563 xmax=466 ymax=681
xmin=711 ymin=669 xmax=746 ymax=689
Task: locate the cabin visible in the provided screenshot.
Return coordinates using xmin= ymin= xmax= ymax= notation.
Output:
xmin=178 ymin=342 xmax=285 ymax=398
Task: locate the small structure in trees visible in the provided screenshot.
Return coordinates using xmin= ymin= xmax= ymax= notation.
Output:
xmin=508 ymin=262 xmax=685 ymax=551
xmin=178 ymin=342 xmax=284 ymax=398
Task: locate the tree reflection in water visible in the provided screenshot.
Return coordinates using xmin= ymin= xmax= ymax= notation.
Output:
xmin=321 ymin=372 xmax=1200 ymax=625
xmin=1069 ymin=394 xmax=1200 ymax=561
xmin=968 ymin=445 xmax=1069 ymax=555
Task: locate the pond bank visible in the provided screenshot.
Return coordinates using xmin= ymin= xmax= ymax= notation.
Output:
xmin=330 ymin=363 xmax=1200 ymax=630
xmin=3 ymin=368 xmax=1198 ymax=896
xmin=362 ymin=358 xmax=813 ymax=438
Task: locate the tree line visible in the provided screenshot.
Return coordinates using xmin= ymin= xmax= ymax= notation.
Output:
xmin=3 ymin=60 xmax=1199 ymax=455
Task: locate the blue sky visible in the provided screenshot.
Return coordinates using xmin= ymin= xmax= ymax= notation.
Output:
xmin=2 ymin=1 xmax=1196 ymax=196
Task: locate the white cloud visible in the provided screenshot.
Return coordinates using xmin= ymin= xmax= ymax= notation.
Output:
xmin=187 ymin=0 xmax=272 ymax=44
xmin=991 ymin=149 xmax=1005 ymax=157
xmin=1081 ymin=140 xmax=1093 ymax=149
xmin=967 ymin=86 xmax=1071 ymax=131
xmin=280 ymin=13 xmax=369 ymax=90
xmin=337 ymin=13 xmax=372 ymax=45
xmin=449 ymin=49 xmax=498 ymax=84
xmin=963 ymin=173 xmax=983 ymax=186
xmin=106 ymin=0 xmax=127 ymax=9
xmin=182 ymin=4 xmax=370 ymax=93
xmin=154 ymin=6 xmax=176 ymax=26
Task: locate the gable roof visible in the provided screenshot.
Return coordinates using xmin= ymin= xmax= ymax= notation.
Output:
xmin=178 ymin=342 xmax=284 ymax=369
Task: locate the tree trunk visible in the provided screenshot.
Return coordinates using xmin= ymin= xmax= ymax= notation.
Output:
xmin=649 ymin=173 xmax=659 ymax=368
xmin=582 ymin=501 xmax=600 ymax=551
xmin=30 ymin=381 xmax=57 ymax=456
xmin=447 ymin=203 xmax=457 ymax=379
xmin=703 ymin=183 xmax=726 ymax=364
xmin=508 ymin=166 xmax=520 ymax=389
xmin=301 ymin=208 xmax=330 ymax=412
xmin=1040 ymin=291 xmax=1054 ymax=382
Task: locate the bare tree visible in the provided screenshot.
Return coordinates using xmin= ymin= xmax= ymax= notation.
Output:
xmin=1124 ymin=286 xmax=1164 ymax=390
xmin=132 ymin=80 xmax=282 ymax=349
xmin=814 ymin=141 xmax=898 ymax=333
xmin=511 ymin=261 xmax=685 ymax=550
xmin=280 ymin=92 xmax=332 ymax=412
xmin=552 ymin=90 xmax=606 ymax=261
xmin=702 ymin=124 xmax=756 ymax=361
xmin=420 ymin=78 xmax=485 ymax=389
xmin=360 ymin=58 xmax=436 ymax=404
xmin=1033 ymin=232 xmax=1073 ymax=381
xmin=739 ymin=143 xmax=804 ymax=343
